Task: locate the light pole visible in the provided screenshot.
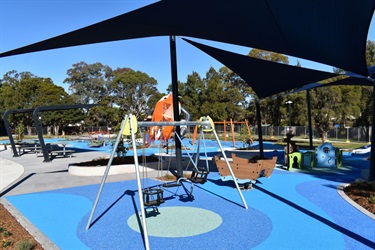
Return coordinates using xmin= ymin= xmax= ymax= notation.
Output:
xmin=345 ymin=126 xmax=350 ymax=143
xmin=285 ymin=100 xmax=293 ymax=169
xmin=39 ymin=116 xmax=42 ymax=135
xmin=286 ymin=100 xmax=293 ymax=133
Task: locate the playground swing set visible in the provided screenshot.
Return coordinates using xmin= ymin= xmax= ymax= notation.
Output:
xmin=85 ymin=114 xmax=249 ymax=250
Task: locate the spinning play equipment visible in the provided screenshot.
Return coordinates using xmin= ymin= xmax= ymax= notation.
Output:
xmin=315 ymin=142 xmax=342 ymax=168
xmin=147 ymin=94 xmax=190 ymax=146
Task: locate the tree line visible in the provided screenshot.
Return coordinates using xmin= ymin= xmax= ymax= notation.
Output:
xmin=0 ymin=41 xmax=374 ymax=140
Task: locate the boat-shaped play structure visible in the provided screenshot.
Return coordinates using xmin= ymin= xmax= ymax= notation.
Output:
xmin=215 ymin=154 xmax=277 ymax=188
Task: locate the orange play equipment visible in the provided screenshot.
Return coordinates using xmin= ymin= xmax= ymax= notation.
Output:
xmin=147 ymin=94 xmax=190 ymax=146
xmin=148 ymin=94 xmax=175 ymax=143
xmin=191 ymin=119 xmax=253 ymax=146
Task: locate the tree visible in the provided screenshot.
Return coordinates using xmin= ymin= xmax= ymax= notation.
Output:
xmin=259 ymin=95 xmax=285 ymax=126
xmin=354 ymin=40 xmax=375 ymax=141
xmin=248 ymin=49 xmax=289 ymax=63
xmin=64 ymin=62 xmax=113 ymax=104
xmin=84 ymin=97 xmax=119 ymax=128
xmin=310 ymin=86 xmax=341 ymax=142
xmin=0 ymin=70 xmax=78 ymax=135
xmin=198 ymin=67 xmax=243 ymax=121
xmin=366 ymin=40 xmax=375 ymax=67
xmin=175 ymin=72 xmax=205 ymax=121
xmin=284 ymin=91 xmax=308 ymax=126
xmin=308 ymin=74 xmax=361 ymax=142
xmin=109 ymin=67 xmax=159 ymax=120
xmin=219 ymin=67 xmax=253 ymax=121
xmin=168 ymin=68 xmax=247 ymax=121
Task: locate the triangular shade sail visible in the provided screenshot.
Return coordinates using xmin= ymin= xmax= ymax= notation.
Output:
xmin=182 ymin=38 xmax=340 ymax=98
xmin=290 ymin=66 xmax=375 ymax=94
xmin=1 ymin=0 xmax=374 ymax=76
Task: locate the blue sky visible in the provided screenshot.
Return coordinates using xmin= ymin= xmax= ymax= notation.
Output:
xmin=0 ymin=0 xmax=374 ymax=94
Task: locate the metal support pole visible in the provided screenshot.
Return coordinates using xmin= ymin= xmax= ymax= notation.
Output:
xmin=129 ymin=115 xmax=150 ymax=250
xmin=346 ymin=127 xmax=350 ymax=143
xmin=33 ymin=110 xmax=51 ymax=162
xmin=194 ymin=130 xmax=203 ymax=166
xmin=287 ymin=101 xmax=292 ymax=130
xmin=369 ymin=86 xmax=375 ymax=181
xmin=213 ymin=129 xmax=248 ymax=209
xmin=86 ymin=115 xmax=129 ymax=230
xmin=306 ymin=90 xmax=313 ymax=150
xmin=255 ymin=100 xmax=264 ymax=159
xmin=169 ymin=35 xmax=183 ymax=177
xmin=2 ymin=111 xmax=20 ymax=157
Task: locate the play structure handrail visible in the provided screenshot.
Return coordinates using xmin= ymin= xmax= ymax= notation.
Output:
xmin=138 ymin=120 xmax=210 ymax=127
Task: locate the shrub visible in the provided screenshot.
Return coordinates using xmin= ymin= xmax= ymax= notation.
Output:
xmin=16 ymin=240 xmax=35 ymax=250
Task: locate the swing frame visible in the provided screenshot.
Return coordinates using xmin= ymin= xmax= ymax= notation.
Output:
xmin=85 ymin=114 xmax=248 ymax=250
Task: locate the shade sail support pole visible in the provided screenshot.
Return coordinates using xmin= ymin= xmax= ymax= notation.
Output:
xmin=255 ymin=100 xmax=264 ymax=158
xmin=170 ymin=35 xmax=183 ymax=177
xmin=370 ymin=85 xmax=375 ymax=181
xmin=306 ymin=89 xmax=314 ymax=150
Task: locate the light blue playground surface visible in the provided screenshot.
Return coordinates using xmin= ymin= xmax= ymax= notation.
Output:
xmin=3 ymin=139 xmax=375 ymax=249
xmin=0 ymin=137 xmax=283 ymax=157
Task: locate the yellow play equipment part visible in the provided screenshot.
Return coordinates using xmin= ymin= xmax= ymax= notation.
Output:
xmin=199 ymin=116 xmax=215 ymax=132
xmin=123 ymin=115 xmax=138 ymax=136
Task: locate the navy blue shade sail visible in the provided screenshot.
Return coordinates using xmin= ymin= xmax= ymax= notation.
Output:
xmin=182 ymin=38 xmax=340 ymax=98
xmin=1 ymin=0 xmax=374 ymax=77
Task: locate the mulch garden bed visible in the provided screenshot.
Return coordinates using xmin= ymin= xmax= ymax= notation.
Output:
xmin=343 ymin=181 xmax=375 ymax=215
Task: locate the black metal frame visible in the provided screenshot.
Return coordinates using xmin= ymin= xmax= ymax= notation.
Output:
xmin=2 ymin=104 xmax=97 ymax=162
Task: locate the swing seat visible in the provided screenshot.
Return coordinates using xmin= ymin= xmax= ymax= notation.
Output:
xmin=143 ymin=188 xmax=164 ymax=206
xmin=189 ymin=167 xmax=209 ymax=184
xmin=162 ymin=182 xmax=182 ymax=188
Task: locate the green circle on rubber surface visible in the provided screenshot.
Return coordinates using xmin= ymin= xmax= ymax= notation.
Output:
xmin=127 ymin=206 xmax=222 ymax=237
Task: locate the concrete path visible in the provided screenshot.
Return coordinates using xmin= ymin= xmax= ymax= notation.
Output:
xmin=0 ymin=156 xmax=24 ymax=192
xmin=0 ymin=148 xmax=159 ymax=196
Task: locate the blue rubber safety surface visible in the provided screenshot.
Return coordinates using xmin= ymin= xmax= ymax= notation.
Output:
xmin=5 ymin=154 xmax=375 ymax=249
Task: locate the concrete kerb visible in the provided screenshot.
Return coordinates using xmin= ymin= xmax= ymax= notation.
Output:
xmin=337 ymin=183 xmax=375 ymax=220
xmin=0 ymin=199 xmax=59 ymax=250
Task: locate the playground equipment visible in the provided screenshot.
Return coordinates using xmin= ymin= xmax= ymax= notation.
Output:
xmin=215 ymin=153 xmax=277 ymax=189
xmin=315 ymin=142 xmax=342 ymax=168
xmin=284 ymin=134 xmax=301 ymax=170
xmin=191 ymin=119 xmax=253 ymax=147
xmin=147 ymin=94 xmax=190 ymax=146
xmin=288 ymin=152 xmax=302 ymax=170
xmin=87 ymin=139 xmax=104 ymax=147
xmin=352 ymin=144 xmax=371 ymax=155
xmin=285 ymin=142 xmax=342 ymax=170
xmin=85 ymin=114 xmax=248 ymax=250
xmin=88 ymin=131 xmax=116 ymax=139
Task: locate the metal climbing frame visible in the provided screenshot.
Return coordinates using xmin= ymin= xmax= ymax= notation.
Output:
xmin=85 ymin=114 xmax=248 ymax=250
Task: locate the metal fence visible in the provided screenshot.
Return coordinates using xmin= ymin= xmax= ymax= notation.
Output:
xmin=23 ymin=124 xmax=371 ymax=143
xmin=200 ymin=124 xmax=371 ymax=143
